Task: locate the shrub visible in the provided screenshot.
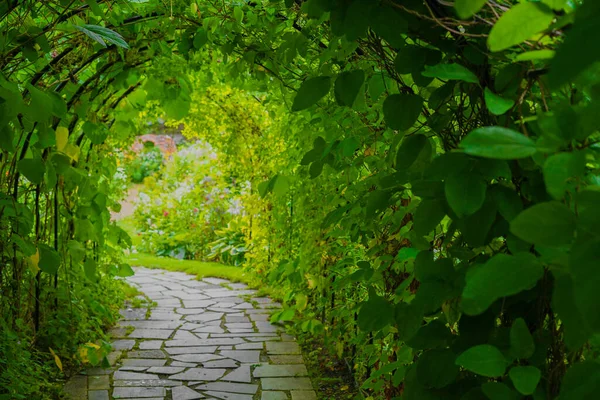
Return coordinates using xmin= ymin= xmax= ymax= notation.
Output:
xmin=133 ymin=141 xmax=247 ymax=262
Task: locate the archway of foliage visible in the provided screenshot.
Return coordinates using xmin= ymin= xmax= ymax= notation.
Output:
xmin=2 ymin=0 xmax=600 ymax=398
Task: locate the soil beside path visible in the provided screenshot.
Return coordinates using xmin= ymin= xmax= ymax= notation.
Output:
xmin=64 ymin=267 xmax=317 ymax=400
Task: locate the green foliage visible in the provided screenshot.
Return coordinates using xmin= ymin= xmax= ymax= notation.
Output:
xmin=125 ymin=144 xmax=164 ymax=183
xmin=2 ymin=0 xmax=600 ymax=398
xmin=131 ymin=141 xmax=246 ymax=262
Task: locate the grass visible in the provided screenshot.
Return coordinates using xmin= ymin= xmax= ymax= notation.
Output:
xmin=124 ymin=252 xmax=252 ymax=283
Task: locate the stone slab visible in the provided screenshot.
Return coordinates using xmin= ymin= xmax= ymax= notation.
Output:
xmin=169 ymin=368 xmax=226 ymax=381
xmin=194 ymin=382 xmax=258 ymax=395
xmin=253 ymin=364 xmax=308 ymax=378
xmin=261 ymin=378 xmax=313 ymax=391
xmin=112 ymin=387 xmax=166 ymax=398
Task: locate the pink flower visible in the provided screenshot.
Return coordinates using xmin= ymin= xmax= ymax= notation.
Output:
xmin=163 ymin=211 xmax=169 ymax=217
xmin=193 ymin=208 xmax=199 ymax=213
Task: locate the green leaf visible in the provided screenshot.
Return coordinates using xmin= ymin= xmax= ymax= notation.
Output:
xmin=570 ymin=238 xmax=600 ymax=331
xmin=509 ymin=366 xmax=541 ymax=395
xmin=455 ymin=344 xmax=508 ymax=378
xmin=39 ymin=244 xmax=60 ymax=275
xmin=415 ymin=252 xmax=455 ymax=283
xmin=490 ymin=184 xmax=523 ymax=221
xmin=358 ymin=293 xmax=394 ymax=332
xmin=484 ymin=88 xmax=515 ymax=115
xmin=445 ymin=172 xmax=486 ymax=217
xmin=75 ymin=24 xmax=129 ymax=49
xmin=460 ymin=127 xmax=537 ymax=160
xmin=407 ymin=319 xmax=454 ymax=350
xmin=84 ymin=258 xmax=97 ymax=282
xmin=413 ymin=199 xmax=446 ymax=237
xmin=416 ymin=349 xmax=459 ymax=389
xmin=369 ymin=5 xmax=408 ymax=47
xmin=558 ymin=362 xmax=600 ymax=399
xmin=383 ymin=94 xmax=423 ymax=131
xmin=334 ymin=70 xmax=365 ymax=107
xmin=117 ymin=263 xmax=135 ymax=277
xmin=543 ymin=151 xmax=585 ymax=199
xmin=510 ymin=201 xmax=575 ymax=247
xmin=292 ymin=76 xmax=331 ymax=111
xmin=395 ymin=302 xmax=424 ymax=341
xmin=18 ymin=157 xmax=46 ymax=184
xmin=396 ymin=134 xmax=428 ymax=170
xmin=461 ymin=253 xmax=544 ymax=315
xmin=233 ymin=6 xmax=244 ymax=23
xmin=552 ymin=270 xmax=591 ymax=349
xmin=454 ymin=0 xmax=487 ymax=19
xmin=82 ymin=122 xmax=109 ymax=145
xmin=422 ymin=63 xmax=479 ymax=84
xmin=549 ymin=1 xmax=600 ymax=88
xmin=193 ymin=29 xmax=208 ymax=49
xmin=164 ymin=98 xmax=190 ymax=120
xmin=482 ymin=382 xmax=520 ymax=400
xmin=510 ymin=318 xmax=535 ymax=359
xmin=487 ymin=3 xmax=554 ymax=52
xmin=515 ymin=50 xmax=556 ymax=61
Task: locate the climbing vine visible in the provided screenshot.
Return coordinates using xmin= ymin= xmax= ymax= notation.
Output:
xmin=1 ymin=0 xmax=600 ymax=398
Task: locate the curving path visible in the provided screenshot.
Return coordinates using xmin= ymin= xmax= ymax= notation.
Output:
xmin=64 ymin=267 xmax=316 ymax=400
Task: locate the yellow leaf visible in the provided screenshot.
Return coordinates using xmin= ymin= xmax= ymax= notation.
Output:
xmin=27 ymin=249 xmax=40 ymax=274
xmin=55 ymin=127 xmax=68 ymax=151
xmin=49 ymin=348 xmax=63 ymax=372
xmin=63 ymin=143 xmax=80 ymax=162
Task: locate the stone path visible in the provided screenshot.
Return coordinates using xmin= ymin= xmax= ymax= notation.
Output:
xmin=64 ymin=267 xmax=316 ymax=400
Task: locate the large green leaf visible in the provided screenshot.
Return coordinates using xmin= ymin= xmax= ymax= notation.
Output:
xmin=549 ymin=1 xmax=600 ymax=88
xmin=510 ymin=318 xmax=535 ymax=359
xmin=484 ymin=88 xmax=515 ymax=115
xmin=570 ymin=238 xmax=600 ymax=331
xmin=407 ymin=319 xmax=454 ymax=350
xmin=445 ymin=172 xmax=486 ymax=217
xmin=39 ymin=244 xmax=60 ymax=275
xmin=292 ymin=76 xmax=331 ymax=111
xmin=396 ymin=134 xmax=429 ymax=170
xmin=413 ymin=199 xmax=446 ymax=236
xmin=18 ymin=157 xmax=46 ymax=184
xmin=455 ymin=344 xmax=508 ymax=378
xmin=334 ymin=70 xmax=365 ymax=107
xmin=460 ymin=127 xmax=537 ymax=159
xmin=416 ymin=349 xmax=459 ymax=389
xmin=358 ymin=293 xmax=394 ymax=332
xmin=543 ymin=151 xmax=585 ymax=199
xmin=454 ymin=0 xmax=487 ymax=19
xmin=558 ymin=362 xmax=600 ymax=399
xmin=487 ymin=3 xmax=554 ymax=52
xmin=75 ymin=24 xmax=129 ymax=48
xmin=422 ymin=63 xmax=478 ymax=84
xmin=383 ymin=94 xmax=423 ymax=131
xmin=84 ymin=258 xmax=97 ymax=282
xmin=482 ymin=382 xmax=520 ymax=400
xmin=509 ymin=366 xmax=541 ymax=395
xmin=461 ymin=253 xmax=544 ymax=315
xmin=510 ymin=201 xmax=575 ymax=247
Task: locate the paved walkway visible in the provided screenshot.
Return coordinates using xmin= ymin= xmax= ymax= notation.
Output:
xmin=64 ymin=267 xmax=316 ymax=400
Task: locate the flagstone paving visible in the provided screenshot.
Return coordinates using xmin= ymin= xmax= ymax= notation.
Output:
xmin=64 ymin=267 xmax=316 ymax=400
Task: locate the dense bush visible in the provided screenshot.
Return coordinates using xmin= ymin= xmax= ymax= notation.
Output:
xmin=125 ymin=143 xmax=164 ymax=183
xmin=132 ymin=141 xmax=248 ymax=262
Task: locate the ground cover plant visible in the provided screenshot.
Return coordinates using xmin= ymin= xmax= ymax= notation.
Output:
xmin=1 ymin=0 xmax=600 ymax=399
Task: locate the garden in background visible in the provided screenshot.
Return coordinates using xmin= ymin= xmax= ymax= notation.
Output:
xmin=2 ymin=1 xmax=600 ymax=399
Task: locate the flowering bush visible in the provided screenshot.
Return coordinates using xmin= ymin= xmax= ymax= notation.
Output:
xmin=132 ymin=141 xmax=248 ymax=262
xmin=127 ymin=143 xmax=164 ymax=183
